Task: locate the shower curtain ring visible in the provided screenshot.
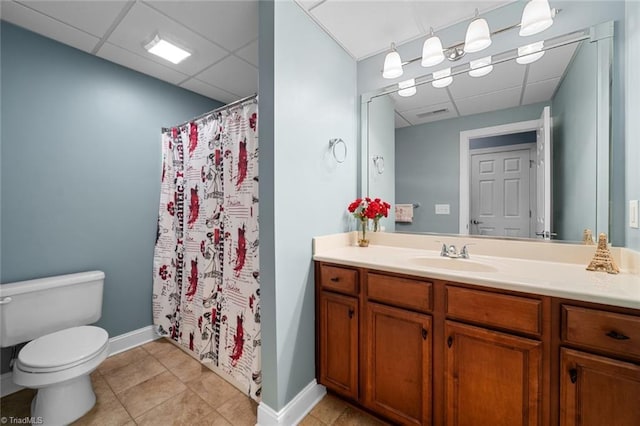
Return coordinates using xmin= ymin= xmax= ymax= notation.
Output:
xmin=329 ymin=138 xmax=347 ymax=163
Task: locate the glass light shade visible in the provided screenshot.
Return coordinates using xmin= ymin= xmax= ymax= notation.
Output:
xmin=421 ymin=35 xmax=445 ymax=67
xmin=383 ymin=49 xmax=403 ymax=79
xmin=464 ymin=18 xmax=492 ymax=53
xmin=468 ymin=56 xmax=493 ymax=77
xmin=517 ymin=41 xmax=545 ymax=64
xmin=432 ymin=68 xmax=453 ymax=88
xmin=398 ymin=79 xmax=417 ymax=97
xmin=519 ymin=0 xmax=553 ymax=37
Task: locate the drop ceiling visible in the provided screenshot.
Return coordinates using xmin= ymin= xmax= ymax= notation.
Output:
xmin=1 ymin=0 xmax=571 ymax=120
xmin=1 ymin=0 xmax=258 ymax=104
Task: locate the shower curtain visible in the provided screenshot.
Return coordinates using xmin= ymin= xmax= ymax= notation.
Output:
xmin=152 ymin=98 xmax=260 ymax=401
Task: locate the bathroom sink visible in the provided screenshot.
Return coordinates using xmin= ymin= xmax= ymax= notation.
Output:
xmin=408 ymin=257 xmax=498 ymax=273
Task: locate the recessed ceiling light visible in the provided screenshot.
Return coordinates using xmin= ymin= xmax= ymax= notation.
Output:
xmin=144 ymin=35 xmax=191 ymax=64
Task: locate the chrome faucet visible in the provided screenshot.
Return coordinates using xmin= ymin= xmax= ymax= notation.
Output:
xmin=440 ymin=243 xmax=470 ymax=259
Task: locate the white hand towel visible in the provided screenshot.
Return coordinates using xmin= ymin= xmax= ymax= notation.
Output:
xmin=395 ymin=204 xmax=413 ymax=223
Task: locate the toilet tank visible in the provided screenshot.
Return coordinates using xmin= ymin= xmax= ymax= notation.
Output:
xmin=0 ymin=271 xmax=105 ymax=347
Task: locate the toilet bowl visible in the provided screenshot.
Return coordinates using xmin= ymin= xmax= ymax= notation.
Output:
xmin=0 ymin=271 xmax=109 ymax=425
xmin=13 ymin=326 xmax=110 ymax=425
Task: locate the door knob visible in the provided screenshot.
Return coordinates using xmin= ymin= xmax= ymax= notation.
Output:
xmin=471 ymin=219 xmax=483 ymax=225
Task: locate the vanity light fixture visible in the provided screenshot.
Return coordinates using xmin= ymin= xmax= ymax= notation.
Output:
xmin=432 ymin=68 xmax=453 ymax=88
xmin=421 ymin=28 xmax=445 ymax=67
xmin=383 ymin=43 xmax=403 ymax=79
xmin=519 ymin=0 xmax=554 ymax=36
xmin=516 ymin=41 xmax=545 ymax=64
xmin=380 ymin=2 xmax=558 ymax=78
xmin=464 ymin=9 xmax=492 ymax=53
xmin=398 ymin=78 xmax=417 ymax=97
xmin=145 ymin=35 xmax=191 ymax=64
xmin=468 ymin=56 xmax=493 ymax=77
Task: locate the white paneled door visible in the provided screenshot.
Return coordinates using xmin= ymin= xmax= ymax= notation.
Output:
xmin=536 ymin=106 xmax=553 ymax=239
xmin=470 ymin=147 xmax=533 ymax=237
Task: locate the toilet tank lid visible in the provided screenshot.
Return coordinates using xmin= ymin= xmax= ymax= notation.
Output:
xmin=0 ymin=271 xmax=105 ymax=297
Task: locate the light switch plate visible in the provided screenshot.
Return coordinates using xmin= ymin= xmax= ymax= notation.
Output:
xmin=630 ymin=200 xmax=639 ymax=229
xmin=435 ymin=204 xmax=450 ymax=215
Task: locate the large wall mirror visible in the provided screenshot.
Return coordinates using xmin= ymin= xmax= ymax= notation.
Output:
xmin=363 ymin=19 xmax=621 ymax=244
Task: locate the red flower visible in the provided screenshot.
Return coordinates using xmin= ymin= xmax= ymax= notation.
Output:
xmin=347 ymin=196 xmax=391 ymax=221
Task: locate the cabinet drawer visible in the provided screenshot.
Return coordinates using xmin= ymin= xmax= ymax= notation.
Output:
xmin=446 ymin=286 xmax=542 ymax=336
xmin=366 ymin=273 xmax=432 ymax=313
xmin=319 ymin=265 xmax=358 ymax=295
xmin=562 ymin=305 xmax=640 ymax=358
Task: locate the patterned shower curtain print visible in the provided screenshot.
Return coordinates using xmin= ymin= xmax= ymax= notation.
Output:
xmin=152 ymin=100 xmax=260 ymax=401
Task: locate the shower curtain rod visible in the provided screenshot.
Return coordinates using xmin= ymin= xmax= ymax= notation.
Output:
xmin=163 ymin=93 xmax=257 ymax=131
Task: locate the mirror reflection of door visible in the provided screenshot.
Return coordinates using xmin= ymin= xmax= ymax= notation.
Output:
xmin=470 ymin=143 xmax=536 ymax=238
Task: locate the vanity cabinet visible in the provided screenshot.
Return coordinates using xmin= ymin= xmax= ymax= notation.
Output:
xmin=315 ymin=261 xmax=640 ymax=426
xmin=559 ymin=304 xmax=640 ymax=426
xmin=317 ymin=264 xmax=359 ymax=400
xmin=444 ymin=321 xmax=542 ymax=426
xmin=444 ymin=285 xmax=545 ymax=426
xmin=363 ymin=273 xmax=433 ymax=425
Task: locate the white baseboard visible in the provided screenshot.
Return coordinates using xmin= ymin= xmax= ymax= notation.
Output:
xmin=107 ymin=325 xmax=160 ymax=356
xmin=256 ymin=380 xmax=326 ymax=426
xmin=1 ymin=325 xmax=160 ymax=398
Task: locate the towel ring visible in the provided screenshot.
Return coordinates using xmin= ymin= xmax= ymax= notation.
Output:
xmin=372 ymin=155 xmax=385 ymax=174
xmin=329 ymin=138 xmax=346 ymax=163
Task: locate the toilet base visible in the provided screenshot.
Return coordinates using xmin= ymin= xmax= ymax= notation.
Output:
xmin=30 ymin=374 xmax=96 ymax=426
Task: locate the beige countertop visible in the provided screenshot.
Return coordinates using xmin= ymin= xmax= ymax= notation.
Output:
xmin=313 ymin=232 xmax=640 ymax=310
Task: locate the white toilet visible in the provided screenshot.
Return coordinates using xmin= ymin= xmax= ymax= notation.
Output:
xmin=0 ymin=271 xmax=110 ymax=426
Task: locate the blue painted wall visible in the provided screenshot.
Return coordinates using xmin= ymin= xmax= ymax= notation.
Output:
xmin=626 ymin=1 xmax=640 ymax=250
xmin=552 ymin=41 xmax=598 ymax=242
xmin=395 ymin=102 xmax=548 ymax=234
xmin=367 ymin=95 xmax=395 ymax=230
xmin=259 ymin=0 xmax=358 ymax=411
xmin=1 ymin=23 xmax=222 ymax=370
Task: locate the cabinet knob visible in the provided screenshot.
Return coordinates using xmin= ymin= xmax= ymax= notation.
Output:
xmin=605 ymin=330 xmax=630 ymax=340
xmin=348 ymin=308 xmax=354 ymax=319
xmin=447 ymin=336 xmax=453 ymax=348
xmin=422 ymin=328 xmax=428 ymax=340
xmin=569 ymin=368 xmax=578 ymax=384
xmin=330 ymin=277 xmax=340 ymax=282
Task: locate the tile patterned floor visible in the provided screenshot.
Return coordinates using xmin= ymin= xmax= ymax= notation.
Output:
xmin=0 ymin=340 xmax=389 ymax=425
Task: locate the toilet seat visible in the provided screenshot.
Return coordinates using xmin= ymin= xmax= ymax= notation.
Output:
xmin=18 ymin=326 xmax=109 ymax=373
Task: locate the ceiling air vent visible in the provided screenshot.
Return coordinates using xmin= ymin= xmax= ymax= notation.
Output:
xmin=416 ymin=108 xmax=449 ymax=118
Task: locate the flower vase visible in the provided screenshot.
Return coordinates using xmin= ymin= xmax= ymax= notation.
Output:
xmin=358 ymin=218 xmax=369 ymax=247
xmin=373 ymin=218 xmax=380 ymax=232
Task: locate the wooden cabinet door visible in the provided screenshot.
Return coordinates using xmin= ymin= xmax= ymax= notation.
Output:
xmin=560 ymin=348 xmax=640 ymax=426
xmin=444 ymin=321 xmax=542 ymax=426
xmin=364 ymin=302 xmax=432 ymax=425
xmin=319 ymin=291 xmax=359 ymax=399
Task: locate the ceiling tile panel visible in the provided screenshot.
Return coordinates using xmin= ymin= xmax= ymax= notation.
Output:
xmin=522 ymin=77 xmax=561 ymax=105
xmin=310 ymin=1 xmax=423 ymax=59
xmin=196 ymin=56 xmax=258 ymax=98
xmin=456 ymin=86 xmax=521 ymax=116
xmin=1 ymin=1 xmax=100 ymax=53
xmin=97 ymin=42 xmax=189 ymax=85
xmin=144 ymin=0 xmax=258 ymax=52
xmin=391 ymin=81 xmax=451 ymax=112
xmin=526 ymin=42 xmax=579 ymax=83
xmin=448 ymin=59 xmax=525 ymax=99
xmin=105 ymin=2 xmax=228 ymax=76
xmin=235 ymin=40 xmax=258 ymax=67
xmin=14 ymin=0 xmax=130 ymax=37
xmin=413 ymin=1 xmax=511 ymax=33
xmin=402 ymin=101 xmax=458 ymax=126
xmin=180 ymin=79 xmax=238 ymax=104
